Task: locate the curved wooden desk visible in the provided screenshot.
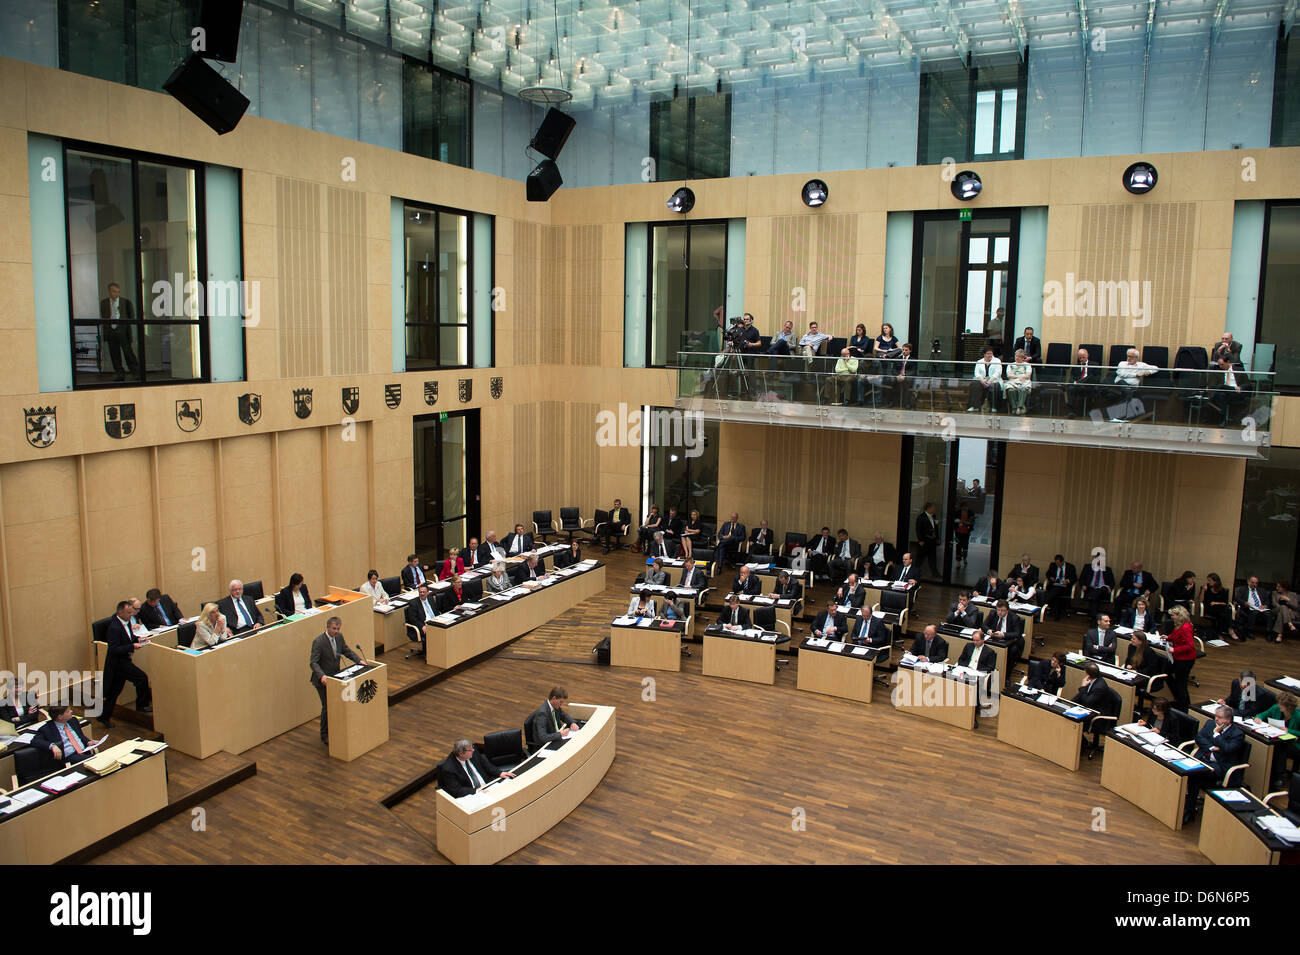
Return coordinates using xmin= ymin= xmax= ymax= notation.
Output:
xmin=435 ymin=703 xmax=615 ymax=865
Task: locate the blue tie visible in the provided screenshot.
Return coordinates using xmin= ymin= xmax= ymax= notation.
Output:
xmin=159 ymin=603 xmax=171 ymax=626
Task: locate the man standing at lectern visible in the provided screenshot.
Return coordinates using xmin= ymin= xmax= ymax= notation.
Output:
xmin=309 ymin=615 xmax=365 ymax=745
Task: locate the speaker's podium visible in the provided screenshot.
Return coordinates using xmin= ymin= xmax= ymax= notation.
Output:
xmin=325 ymin=662 xmax=388 ymax=761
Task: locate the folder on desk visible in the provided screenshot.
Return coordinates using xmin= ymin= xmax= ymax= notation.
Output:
xmin=83 ymin=752 xmax=121 ymax=776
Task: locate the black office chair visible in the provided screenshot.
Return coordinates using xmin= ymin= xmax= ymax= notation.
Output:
xmin=1043 ymin=342 xmax=1073 ymax=376
xmin=1264 ymin=772 xmax=1300 ymax=821
xmin=462 ymin=579 xmax=484 ymax=601
xmin=532 ymin=510 xmax=559 ymax=542
xmin=1142 ymin=345 xmax=1170 ymax=383
xmin=480 ymin=729 xmax=527 ymax=771
xmin=14 ymin=745 xmax=59 ymax=786
xmin=176 ymin=621 xmax=197 ymax=649
xmin=523 ymin=718 xmax=538 ymax=755
xmin=753 ymin=606 xmax=777 ymax=631
xmin=1085 ymin=686 xmax=1123 ymax=758
xmin=557 ymin=507 xmax=589 ymax=538
xmin=783 ymin=532 xmax=806 ymax=560
xmin=243 ymin=580 xmax=264 ymax=601
xmin=90 ymin=615 xmax=114 ymax=646
xmin=380 ymin=575 xmax=402 ymax=597
xmin=1081 ymin=343 xmax=1103 ymax=366
xmin=880 ymin=590 xmax=908 ymax=614
xmin=1166 ymin=707 xmax=1199 ymax=746
xmin=1106 ymin=344 xmax=1133 ymax=367
xmin=586 ymin=508 xmax=611 ymax=544
xmin=404 ymin=622 xmax=425 ymax=660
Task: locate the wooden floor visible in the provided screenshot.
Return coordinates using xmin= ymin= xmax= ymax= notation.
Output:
xmin=90 ymin=548 xmax=1300 ymax=865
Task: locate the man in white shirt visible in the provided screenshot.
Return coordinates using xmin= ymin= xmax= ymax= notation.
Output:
xmin=1212 ymin=355 xmax=1246 ymax=426
xmin=967 ymin=346 xmax=1002 ymax=412
xmin=798 ymin=321 xmax=831 ymax=361
xmin=833 ymin=348 xmax=858 ymax=405
xmin=1114 ymin=348 xmax=1156 ymax=390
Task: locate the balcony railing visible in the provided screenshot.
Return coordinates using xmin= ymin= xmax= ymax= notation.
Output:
xmin=671 ymin=351 xmax=1274 ymax=458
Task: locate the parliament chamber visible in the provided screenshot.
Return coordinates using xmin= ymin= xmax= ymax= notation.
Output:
xmin=2 ymin=2 xmax=1300 ymax=903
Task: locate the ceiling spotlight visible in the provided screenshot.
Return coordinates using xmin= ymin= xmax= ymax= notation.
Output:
xmin=951 ymin=170 xmax=982 ymax=201
xmin=1122 ymin=161 xmax=1158 ymax=195
xmin=666 ymin=187 xmax=695 ymax=214
xmin=801 ymin=179 xmax=829 ymax=207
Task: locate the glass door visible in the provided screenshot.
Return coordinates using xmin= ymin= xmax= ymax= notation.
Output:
xmin=413 ymin=410 xmax=480 ymax=563
xmin=901 ymin=435 xmax=1004 ymax=586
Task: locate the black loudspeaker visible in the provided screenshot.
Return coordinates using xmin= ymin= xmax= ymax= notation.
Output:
xmin=163 ymin=55 xmax=250 ymax=135
xmin=526 ymin=160 xmax=563 ymax=202
xmin=199 ymin=0 xmax=244 ymax=63
xmin=529 ymin=108 xmax=575 ymax=160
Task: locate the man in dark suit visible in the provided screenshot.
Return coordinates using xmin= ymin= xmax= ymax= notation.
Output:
xmin=893 ymin=552 xmax=917 ymax=584
xmin=308 ymin=615 xmax=364 ymax=745
xmin=530 ymin=687 xmax=579 ymax=748
xmin=1043 ymin=555 xmax=1077 ymax=621
xmin=1005 ymin=555 xmax=1039 ymax=588
xmin=909 ymin=625 xmax=947 ymax=663
xmin=827 ymin=529 xmax=860 ymax=585
xmin=1211 ymin=355 xmax=1248 ymax=426
xmin=662 ymin=507 xmax=684 ymax=550
xmin=479 ymin=532 xmax=509 ymax=567
xmin=859 ymin=534 xmax=898 ymax=579
xmin=1079 ymin=559 xmax=1115 ymax=620
xmin=400 ymin=553 xmax=432 ymax=590
xmin=983 ymin=600 xmax=1025 ymax=668
xmin=646 ymin=531 xmax=677 ymax=561
xmin=1082 ymin=613 xmax=1117 ymax=662
xmin=915 ymin=504 xmax=940 ymax=576
xmin=511 ymin=554 xmax=545 ymax=584
xmin=716 ymin=512 xmax=746 ymax=568
xmin=36 ymin=705 xmax=98 ymax=766
xmin=503 ymin=523 xmax=534 ymax=557
xmin=849 ymin=613 xmax=891 ymax=660
xmin=889 ymin=341 xmax=917 ymax=408
xmin=947 ymin=594 xmax=982 ymax=628
xmin=217 ymin=579 xmax=263 ymax=635
xmin=811 ymin=599 xmax=846 ymax=640
xmin=1219 ymin=670 xmax=1277 ymax=718
xmin=732 ymin=565 xmax=761 ymax=597
xmin=957 ymin=630 xmax=997 ymax=673
xmin=100 ymin=599 xmax=153 ymax=728
xmin=973 ymin=571 xmax=1007 ymax=601
xmin=677 ymin=559 xmax=706 ymax=592
xmin=1065 ymin=347 xmax=1095 ymax=417
xmin=1027 ymin=653 xmax=1067 ymax=693
xmin=1186 ymin=706 xmax=1247 ymax=824
xmin=718 ymin=595 xmax=752 ymax=630
xmin=404 ymin=584 xmax=438 ymax=653
xmin=99 ymin=282 xmax=139 ymax=379
xmin=1011 ymin=327 xmax=1042 ymax=363
xmin=438 ymin=738 xmax=515 ymax=798
xmin=749 ymin=521 xmax=774 ymax=558
xmin=776 ymin=571 xmax=803 ymax=602
xmin=598 ymin=500 xmax=630 ymax=553
xmin=138 ymin=588 xmax=183 ymax=631
xmin=1072 ymin=663 xmax=1115 ymax=750
xmin=1209 ymin=333 xmax=1243 ymax=366
xmin=1233 ymin=575 xmax=1274 ymax=640
xmin=837 ymin=573 xmax=867 ymax=609
xmin=463 ymin=537 xmax=483 ymax=569
xmin=805 ymin=526 xmax=834 ymax=580
xmin=1113 ymin=562 xmax=1158 ymax=616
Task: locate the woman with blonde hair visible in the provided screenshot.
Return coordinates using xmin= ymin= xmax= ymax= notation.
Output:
xmin=1002 ymin=348 xmax=1034 ymax=415
xmin=193 ymin=602 xmax=230 ymax=649
xmin=1166 ymin=604 xmax=1196 ymax=709
xmin=439 ymin=546 xmax=466 ymax=581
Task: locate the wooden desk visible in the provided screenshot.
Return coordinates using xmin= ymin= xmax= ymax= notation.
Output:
xmin=1100 ymin=731 xmax=1211 ymax=830
xmin=435 ymin=703 xmax=615 ymax=865
xmin=702 ymin=627 xmax=788 ymax=685
xmin=372 ymin=603 xmax=409 ymax=653
xmin=0 ymin=741 xmax=167 ymax=864
xmin=1198 ymin=789 xmax=1295 ymax=865
xmin=941 ymin=627 xmax=1011 ymax=688
xmin=796 ymin=642 xmax=875 ymax=703
xmin=326 ymin=662 xmax=389 ymax=762
xmin=424 ymin=563 xmax=606 ymax=669
xmin=997 ymin=689 xmax=1086 ymax=771
xmin=1063 ymin=658 xmax=1138 ymax=724
xmin=722 ymin=593 xmax=797 ymax=633
xmin=610 ymin=621 xmax=683 ymax=672
xmin=890 ymin=664 xmax=978 ymax=730
xmin=135 ymin=590 xmax=374 ymax=758
xmin=1190 ymin=700 xmax=1281 ymax=799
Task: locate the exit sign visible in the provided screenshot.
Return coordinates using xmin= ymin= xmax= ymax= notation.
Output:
xmin=959 ymin=209 xmax=972 ymax=221
xmin=439 ymin=412 xmax=448 ymax=422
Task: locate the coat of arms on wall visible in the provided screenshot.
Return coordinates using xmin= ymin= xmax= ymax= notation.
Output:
xmin=424 ymin=381 xmax=438 ymax=406
xmin=458 ymin=379 xmax=472 ymax=403
xmin=293 ymin=388 xmax=313 ymax=419
xmin=104 ymin=404 xmax=136 ymax=439
xmin=24 ymin=407 xmax=56 ymax=448
xmin=342 ymin=387 xmax=359 ymax=415
xmin=490 ymin=377 xmax=503 ymax=400
xmin=385 ymin=384 xmax=402 ymax=409
xmin=175 ymin=399 xmax=202 ymax=432
xmin=238 ymin=393 xmax=262 ymax=426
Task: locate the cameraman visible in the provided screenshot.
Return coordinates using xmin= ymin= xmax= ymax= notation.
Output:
xmin=738 ymin=313 xmax=762 ymax=352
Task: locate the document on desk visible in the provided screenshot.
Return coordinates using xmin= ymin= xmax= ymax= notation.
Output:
xmin=1278 ymin=676 xmax=1300 ymax=690
xmin=635 ymin=617 xmax=654 ymax=628
xmin=579 ymin=559 xmax=598 ymax=568
xmin=1038 ymin=694 xmax=1058 ymax=706
xmin=1153 ymin=746 xmax=1184 ymax=762
xmin=613 ymin=615 xmax=635 ymax=625
xmin=11 ymin=788 xmax=48 ymax=806
xmin=805 ymin=638 xmax=829 ymax=648
xmin=1062 ymin=706 xmax=1092 ymax=720
xmin=851 ymin=646 xmax=870 ymax=656
xmin=753 ymin=596 xmax=776 ymax=605
xmin=960 ymin=627 xmax=976 ymax=636
xmin=40 ymin=772 xmax=88 ymax=793
xmin=336 ymin=664 xmax=365 ymax=679
xmin=827 ymin=641 xmax=846 ymax=653
xmin=433 ymin=613 xmax=460 ymax=625
xmin=1256 ymin=815 xmax=1300 ymax=842
xmin=900 ymin=652 xmax=919 ymax=666
xmin=374 ymin=604 xmax=399 ymax=614
xmin=1213 ymin=789 xmax=1251 ymax=804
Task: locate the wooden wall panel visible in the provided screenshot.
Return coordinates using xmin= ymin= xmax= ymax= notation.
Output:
xmin=156 ymin=441 xmax=221 ymax=615
xmin=570 ymin=225 xmax=601 ymax=366
xmin=323 ymin=421 xmax=370 ymax=588
xmin=512 ymin=221 xmax=539 ymax=366
xmin=814 ymin=213 xmax=858 ymax=335
xmin=769 ymin=217 xmax=812 ymax=331
xmin=1137 ymin=202 xmax=1195 ymax=352
xmin=0 ymin=459 xmax=86 ymax=672
xmin=277 ymin=428 xmax=325 ymax=592
xmin=540 ymin=225 xmax=567 ymax=365
xmin=327 ymin=186 xmax=368 ymax=376
xmin=567 ymin=401 xmax=600 ymax=510
xmin=82 ymin=449 xmax=156 ymax=619
xmin=218 ymin=434 xmax=277 ymax=591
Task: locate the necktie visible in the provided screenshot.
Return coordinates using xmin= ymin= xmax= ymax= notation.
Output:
xmin=465 ymin=759 xmax=484 ymax=789
xmin=1092 ymin=569 xmax=1102 ymax=588
xmin=415 ymin=566 xmax=424 ymax=585
xmin=841 ymin=541 xmax=849 ymax=557
xmin=732 ymin=610 xmax=739 ymax=625
xmin=1057 ymin=566 xmax=1064 ymax=582
xmin=233 ymin=599 xmax=250 ymax=628
xmin=551 ymin=705 xmax=560 ymax=732
xmin=1081 ymin=363 xmax=1087 ymax=380
xmin=159 ymin=603 xmax=171 ymax=626
xmin=59 ymin=722 xmax=83 ymax=755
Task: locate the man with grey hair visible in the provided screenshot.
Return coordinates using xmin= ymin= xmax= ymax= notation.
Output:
xmin=478 ymin=531 xmax=506 ymax=565
xmin=1185 ymin=704 xmax=1247 ymax=825
xmin=308 ymin=615 xmax=365 ymax=745
xmin=217 ymin=579 xmax=262 ymax=634
xmin=437 ymin=738 xmax=515 ymax=798
xmin=648 ymin=530 xmax=675 ymax=561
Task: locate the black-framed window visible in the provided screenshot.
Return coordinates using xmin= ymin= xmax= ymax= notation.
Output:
xmin=649 ymin=91 xmax=731 ymax=182
xmin=402 ymin=59 xmax=471 ymax=167
xmin=1272 ymin=24 xmax=1300 ymax=147
xmin=918 ymin=56 xmax=1027 ymax=165
xmin=65 ymin=143 xmax=207 ymax=388
xmin=414 ymin=409 xmax=481 ymax=564
xmin=1256 ymin=201 xmax=1300 ymax=392
xmin=644 ymin=405 xmax=720 ymax=525
xmin=1235 ymin=447 xmax=1300 ymax=588
xmin=646 ymin=219 xmax=728 ymax=367
xmin=59 ymin=0 xmax=201 ymax=92
xmin=404 ymin=201 xmax=473 ymax=370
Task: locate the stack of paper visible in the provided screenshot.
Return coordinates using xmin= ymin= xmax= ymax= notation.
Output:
xmin=40 ymin=772 xmax=87 ymax=794
xmin=827 ymin=641 xmax=846 ymax=653
xmin=10 ymin=789 xmax=48 ymax=807
xmin=1257 ymin=815 xmax=1300 ymax=843
xmin=613 ymin=615 xmax=635 ymax=625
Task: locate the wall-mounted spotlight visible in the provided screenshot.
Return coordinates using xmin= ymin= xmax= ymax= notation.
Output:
xmin=1122 ymin=161 xmax=1158 ymax=195
xmin=951 ymin=170 xmax=982 ymax=201
xmin=667 ymin=187 xmax=695 ymax=214
xmin=801 ymin=179 xmax=829 ymax=207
